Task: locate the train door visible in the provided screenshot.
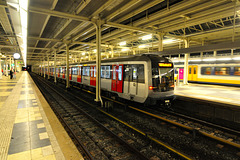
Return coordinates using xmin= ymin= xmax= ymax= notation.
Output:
xmin=58 ymin=67 xmax=60 ymax=77
xmin=111 ymin=65 xmax=117 ymax=91
xmin=116 ymin=65 xmax=123 ymax=93
xmin=77 ymin=66 xmax=82 ymax=83
xmin=129 ymin=65 xmax=138 ymax=96
xmin=63 ymin=67 xmax=65 ymax=78
xmin=93 ymin=66 xmax=96 ymax=86
xmin=69 ymin=67 xmax=72 ymax=80
xmin=90 ymin=66 xmax=96 ymax=86
xmin=192 ymin=66 xmax=198 ymax=81
xmin=188 ymin=66 xmax=193 ymax=81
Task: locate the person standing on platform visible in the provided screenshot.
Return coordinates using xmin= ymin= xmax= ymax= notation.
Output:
xmin=9 ymin=69 xmax=13 ymax=79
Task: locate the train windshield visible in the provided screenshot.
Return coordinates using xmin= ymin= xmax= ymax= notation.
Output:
xmin=152 ymin=63 xmax=174 ymax=92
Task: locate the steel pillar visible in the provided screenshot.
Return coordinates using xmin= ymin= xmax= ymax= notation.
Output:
xmin=66 ymin=43 xmax=70 ymax=89
xmin=5 ymin=58 xmax=8 ymax=76
xmin=54 ymin=50 xmax=57 ymax=83
xmin=47 ymin=56 xmax=50 ymax=79
xmin=183 ymin=38 xmax=189 ymax=85
xmin=43 ymin=60 xmax=45 ymax=78
xmin=95 ymin=20 xmax=102 ymax=103
xmin=158 ymin=33 xmax=164 ymax=51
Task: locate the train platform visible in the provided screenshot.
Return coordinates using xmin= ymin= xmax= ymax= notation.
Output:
xmin=174 ymin=83 xmax=240 ymax=106
xmin=0 ymin=71 xmax=83 ymax=160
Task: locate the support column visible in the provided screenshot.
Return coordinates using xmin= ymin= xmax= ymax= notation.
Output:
xmin=41 ymin=60 xmax=43 ymax=76
xmin=213 ymin=51 xmax=217 ymax=56
xmin=231 ymin=49 xmax=234 ymax=56
xmin=54 ymin=50 xmax=57 ymax=84
xmin=43 ymin=59 xmax=46 ymax=78
xmin=133 ymin=48 xmax=136 ymax=55
xmin=66 ymin=43 xmax=70 ymax=89
xmin=110 ymin=46 xmax=114 ymax=58
xmin=5 ymin=58 xmax=8 ymax=76
xmin=95 ymin=20 xmax=102 ymax=103
xmin=157 ymin=33 xmax=164 ymax=51
xmin=47 ymin=56 xmax=50 ymax=79
xmin=183 ymin=38 xmax=189 ymax=85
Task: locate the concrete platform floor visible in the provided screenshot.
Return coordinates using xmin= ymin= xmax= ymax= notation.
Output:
xmin=175 ymin=83 xmax=240 ymax=106
xmin=0 ymin=71 xmax=83 ymax=160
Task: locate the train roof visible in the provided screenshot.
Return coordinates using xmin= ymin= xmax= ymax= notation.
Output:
xmin=70 ymin=54 xmax=172 ymax=65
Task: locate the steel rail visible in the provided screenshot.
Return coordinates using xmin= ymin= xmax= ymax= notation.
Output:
xmin=47 ymin=83 xmax=194 ymax=159
xmin=31 ymin=73 xmax=148 ymax=160
xmin=30 ymin=74 xmax=94 ymax=160
xmin=71 ymin=85 xmax=240 ymax=150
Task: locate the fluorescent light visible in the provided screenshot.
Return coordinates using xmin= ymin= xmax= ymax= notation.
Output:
xmin=138 ymin=44 xmax=149 ymax=48
xmin=82 ymin=52 xmax=85 ymax=55
xmin=13 ymin=53 xmax=21 ymax=59
xmin=119 ymin=41 xmax=126 ymax=46
xmin=189 ymin=59 xmax=201 ymax=62
xmin=232 ymin=57 xmax=240 ymax=60
xmin=217 ymin=58 xmax=232 ymax=61
xmin=121 ymin=48 xmax=129 ymax=52
xmin=203 ymin=59 xmax=216 ymax=61
xmin=93 ymin=49 xmax=97 ymax=53
xmin=163 ymin=39 xmax=177 ymax=44
xmin=141 ymin=34 xmax=152 ymax=40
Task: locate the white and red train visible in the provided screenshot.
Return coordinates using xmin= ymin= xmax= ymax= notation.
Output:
xmin=34 ymin=54 xmax=175 ymax=105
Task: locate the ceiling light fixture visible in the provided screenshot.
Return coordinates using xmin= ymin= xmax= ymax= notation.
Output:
xmin=141 ymin=34 xmax=152 ymax=40
xmin=119 ymin=41 xmax=126 ymax=46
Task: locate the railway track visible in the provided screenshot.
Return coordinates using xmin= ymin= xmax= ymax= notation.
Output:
xmin=33 ymin=73 xmax=240 ymax=159
xmin=31 ymin=73 xmax=149 ymax=160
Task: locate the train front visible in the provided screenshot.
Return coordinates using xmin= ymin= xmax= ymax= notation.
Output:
xmin=147 ymin=56 xmax=175 ymax=106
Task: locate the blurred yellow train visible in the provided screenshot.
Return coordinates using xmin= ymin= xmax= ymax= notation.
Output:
xmin=174 ymin=64 xmax=240 ymax=86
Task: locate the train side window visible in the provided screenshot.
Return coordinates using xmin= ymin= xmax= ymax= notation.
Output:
xmin=189 ymin=67 xmax=192 ymax=74
xmin=201 ymin=67 xmax=212 ymax=75
xmin=234 ymin=67 xmax=240 ymax=76
xmin=72 ymin=67 xmax=77 ymax=75
xmin=113 ymin=66 xmax=116 ymax=80
xmin=215 ymin=67 xmax=230 ymax=75
xmin=90 ymin=67 xmax=93 ymax=77
xmin=132 ymin=65 xmax=137 ymax=81
xmin=86 ymin=67 xmax=90 ymax=76
xmin=82 ymin=67 xmax=86 ymax=76
xmin=194 ymin=67 xmax=197 ymax=74
xmin=137 ymin=64 xmax=145 ymax=83
xmin=124 ymin=65 xmax=130 ymax=81
xmin=105 ymin=66 xmax=111 ymax=79
xmin=118 ymin=66 xmax=122 ymax=81
xmin=101 ymin=66 xmax=106 ymax=78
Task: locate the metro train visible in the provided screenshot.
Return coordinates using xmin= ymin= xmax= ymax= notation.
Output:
xmin=175 ymin=63 xmax=240 ymax=86
xmin=35 ymin=54 xmax=175 ymax=106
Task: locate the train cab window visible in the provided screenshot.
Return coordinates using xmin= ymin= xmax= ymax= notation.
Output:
xmin=118 ymin=66 xmax=122 ymax=81
xmin=113 ymin=66 xmax=116 ymax=80
xmin=189 ymin=67 xmax=192 ymax=74
xmin=215 ymin=67 xmax=230 ymax=75
xmin=234 ymin=67 xmax=240 ymax=76
xmin=94 ymin=66 xmax=96 ymax=77
xmin=201 ymin=67 xmax=212 ymax=75
xmin=105 ymin=66 xmax=111 ymax=79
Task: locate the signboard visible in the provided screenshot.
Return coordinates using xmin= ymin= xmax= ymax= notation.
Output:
xmin=158 ymin=63 xmax=173 ymax=68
